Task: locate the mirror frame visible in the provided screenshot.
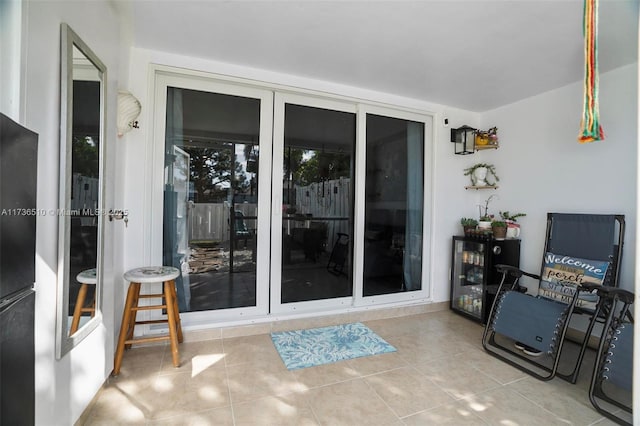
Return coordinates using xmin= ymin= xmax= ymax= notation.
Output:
xmin=56 ymin=23 xmax=107 ymax=358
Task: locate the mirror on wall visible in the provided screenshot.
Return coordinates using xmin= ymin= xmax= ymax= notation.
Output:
xmin=56 ymin=23 xmax=106 ymax=358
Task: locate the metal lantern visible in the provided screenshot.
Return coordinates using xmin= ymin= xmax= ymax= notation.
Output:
xmin=451 ymin=125 xmax=476 ymax=155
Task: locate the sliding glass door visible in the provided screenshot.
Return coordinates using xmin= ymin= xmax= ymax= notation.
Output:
xmin=271 ymin=94 xmax=356 ymax=313
xmin=155 ymin=73 xmax=431 ymax=321
xmin=157 ymin=74 xmax=273 ymax=320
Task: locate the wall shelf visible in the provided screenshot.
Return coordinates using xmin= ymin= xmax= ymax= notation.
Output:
xmin=465 ymin=185 xmax=499 ymax=190
xmin=475 ymin=144 xmax=499 ymax=151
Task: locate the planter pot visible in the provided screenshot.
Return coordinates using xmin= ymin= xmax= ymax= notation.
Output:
xmin=463 ymin=225 xmax=476 ymax=236
xmin=506 ymin=222 xmax=520 ymax=238
xmin=492 ymin=226 xmax=507 ymax=239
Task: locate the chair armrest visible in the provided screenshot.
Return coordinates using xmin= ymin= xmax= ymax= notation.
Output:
xmin=579 ymin=282 xmax=606 ymax=293
xmin=495 ymin=264 xmax=523 ymax=278
xmin=608 ymin=288 xmax=635 ymax=305
xmin=494 ymin=264 xmax=533 ymax=293
xmin=495 ymin=264 xmax=541 ymax=281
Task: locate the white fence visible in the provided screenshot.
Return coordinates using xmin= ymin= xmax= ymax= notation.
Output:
xmin=188 ymin=178 xmax=352 ymax=250
xmin=293 ymin=177 xmax=351 ymax=250
xmin=189 ymin=203 xmax=257 ymax=242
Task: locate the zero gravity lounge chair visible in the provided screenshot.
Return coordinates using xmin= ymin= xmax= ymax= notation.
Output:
xmin=482 ymin=213 xmax=624 ymax=382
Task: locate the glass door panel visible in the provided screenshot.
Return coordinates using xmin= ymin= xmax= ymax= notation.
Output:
xmin=363 ymin=114 xmax=424 ymax=296
xmin=163 ymin=87 xmax=262 ymax=312
xmin=275 ymin=101 xmax=356 ymax=306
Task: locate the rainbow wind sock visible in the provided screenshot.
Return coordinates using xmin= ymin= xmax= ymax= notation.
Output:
xmin=579 ymin=0 xmax=604 ymax=143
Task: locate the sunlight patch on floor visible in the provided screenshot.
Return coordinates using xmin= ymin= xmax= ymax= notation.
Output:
xmin=191 ymin=353 xmax=225 ymax=377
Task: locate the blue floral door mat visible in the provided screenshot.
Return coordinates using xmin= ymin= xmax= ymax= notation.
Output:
xmin=270 ymin=322 xmax=397 ymax=370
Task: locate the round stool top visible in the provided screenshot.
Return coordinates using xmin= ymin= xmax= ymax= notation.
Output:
xmin=124 ymin=266 xmax=180 ymax=283
xmin=76 ymin=268 xmax=97 ymax=285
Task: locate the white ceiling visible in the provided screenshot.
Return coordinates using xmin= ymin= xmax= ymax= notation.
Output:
xmin=131 ymin=0 xmax=638 ymax=112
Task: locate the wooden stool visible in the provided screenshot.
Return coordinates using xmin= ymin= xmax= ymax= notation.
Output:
xmin=70 ymin=268 xmax=97 ymax=335
xmin=113 ymin=266 xmax=183 ymax=376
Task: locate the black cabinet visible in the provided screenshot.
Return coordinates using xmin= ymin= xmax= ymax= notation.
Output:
xmin=450 ymin=236 xmax=520 ymax=323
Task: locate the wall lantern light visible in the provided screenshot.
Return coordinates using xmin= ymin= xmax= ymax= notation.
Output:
xmin=450 ymin=125 xmax=476 ymax=155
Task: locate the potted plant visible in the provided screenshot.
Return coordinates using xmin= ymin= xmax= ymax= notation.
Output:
xmin=499 ymin=211 xmax=526 ymax=222
xmin=477 ymin=194 xmax=496 ymax=230
xmin=464 ymin=163 xmax=499 ymax=186
xmin=491 ymin=220 xmax=507 ymax=239
xmin=460 ymin=217 xmax=478 ymax=235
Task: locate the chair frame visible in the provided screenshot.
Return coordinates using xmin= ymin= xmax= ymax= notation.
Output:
xmin=589 ymin=288 xmax=634 ymax=425
xmin=482 ymin=213 xmax=625 ymax=383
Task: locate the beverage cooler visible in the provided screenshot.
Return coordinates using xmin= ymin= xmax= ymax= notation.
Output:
xmin=450 ymin=236 xmax=520 ymax=323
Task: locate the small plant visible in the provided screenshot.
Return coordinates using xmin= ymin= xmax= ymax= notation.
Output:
xmin=491 ymin=220 xmax=507 ymax=228
xmin=499 ymin=211 xmax=526 ymax=222
xmin=461 ymin=218 xmax=478 ymax=226
xmin=478 ymin=194 xmax=497 ymax=221
xmin=463 ymin=163 xmax=499 ymax=186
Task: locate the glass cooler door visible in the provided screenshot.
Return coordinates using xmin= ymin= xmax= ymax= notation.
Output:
xmin=451 ymin=238 xmax=486 ymax=321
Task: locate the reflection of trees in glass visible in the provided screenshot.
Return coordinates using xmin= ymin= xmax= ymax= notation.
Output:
xmin=286 ymin=149 xmax=351 ymax=186
xmin=72 ymin=135 xmax=99 ymax=178
xmin=185 ymin=146 xmax=250 ymax=203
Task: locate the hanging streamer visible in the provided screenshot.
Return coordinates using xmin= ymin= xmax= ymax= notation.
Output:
xmin=579 ymin=0 xmax=605 ymax=143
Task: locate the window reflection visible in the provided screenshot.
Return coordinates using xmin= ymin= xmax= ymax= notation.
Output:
xmin=163 ymin=87 xmax=260 ymax=312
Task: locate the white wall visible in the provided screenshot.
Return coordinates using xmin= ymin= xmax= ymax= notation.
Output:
xmin=480 ymin=64 xmax=637 ymax=292
xmin=24 ymin=1 xmax=122 ymax=424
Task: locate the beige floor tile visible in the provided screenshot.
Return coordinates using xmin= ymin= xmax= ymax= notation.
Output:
xmin=113 ymin=344 xmax=166 ymax=379
xmin=456 ymin=350 xmax=528 ymax=385
xmin=365 ymin=366 xmax=455 ymax=417
xmin=233 ymin=392 xmax=319 ymax=425
xmin=346 ymin=351 xmax=408 ymax=376
xmin=83 ymin=383 xmax=149 ymax=425
xmin=507 ymin=377 xmax=606 ymax=425
xmin=388 ymin=333 xmax=473 ymax=364
xmin=458 ymin=387 xmax=569 ymax=425
xmin=91 ymin=370 xmax=229 ymax=422
xmin=402 ymin=402 xmax=489 ymax=425
xmin=112 ymin=368 xmax=230 ymax=421
xmin=364 ymin=314 xmax=429 ymax=337
xmin=304 ymin=378 xmax=400 ymax=425
xmin=292 ymin=360 xmax=360 ymax=388
xmin=159 ymin=340 xmax=226 ymax=375
xmin=146 ymin=406 xmax=234 ymax=425
xmin=222 ymin=333 xmax=281 ymax=367
xmin=591 ymin=414 xmax=631 ymax=425
xmin=415 ymin=355 xmax=502 ymax=400
xmin=227 ymin=357 xmax=303 ymax=403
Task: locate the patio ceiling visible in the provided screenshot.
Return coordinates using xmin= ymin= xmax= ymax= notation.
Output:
xmin=129 ymin=0 xmax=638 ymax=112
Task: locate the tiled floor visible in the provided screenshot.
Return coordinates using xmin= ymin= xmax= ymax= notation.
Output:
xmin=82 ymin=310 xmax=626 ymax=425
